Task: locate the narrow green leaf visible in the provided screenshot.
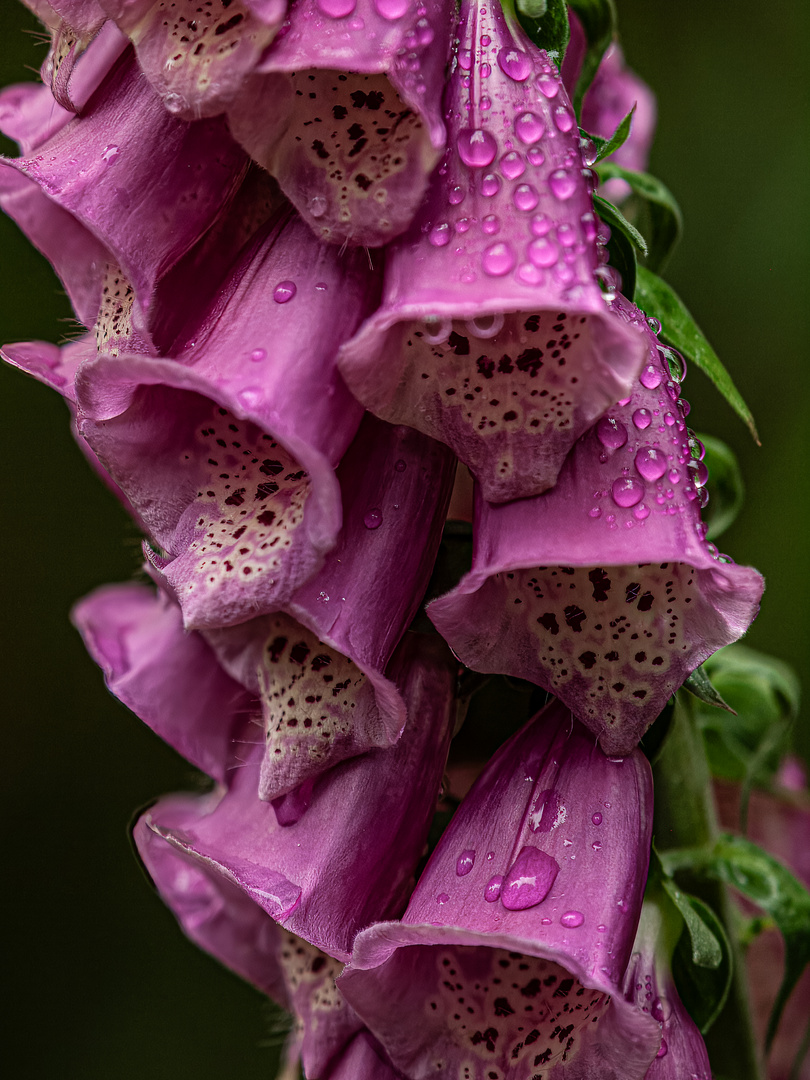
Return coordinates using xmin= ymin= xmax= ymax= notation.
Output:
xmin=513 ymin=0 xmax=570 ymax=65
xmin=671 ymin=894 xmax=734 ymax=1033
xmin=593 ymin=194 xmax=648 ymax=255
xmin=634 ymin=266 xmax=760 ymax=443
xmin=661 ymin=878 xmax=723 ymax=968
xmin=683 ymin=666 xmax=735 ymax=713
xmin=603 ymin=218 xmax=637 ymax=301
xmin=698 ymin=434 xmax=745 ymax=541
xmin=596 ymin=162 xmax=683 ymax=271
xmin=569 ymin=0 xmax=617 ymax=115
xmin=660 ymin=834 xmax=810 ymax=1048
xmin=581 ymin=106 xmax=635 ymax=164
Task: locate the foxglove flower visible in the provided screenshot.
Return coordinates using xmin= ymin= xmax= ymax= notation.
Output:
xmin=339 ymin=697 xmax=661 ymax=1080
xmin=429 ymin=297 xmax=764 ymax=755
xmin=135 ymin=631 xmax=457 ymax=962
xmin=74 ymin=207 xmax=376 ymax=630
xmin=226 ymin=0 xmax=454 ymax=246
xmin=622 ymin=896 xmax=712 ymax=1080
xmin=0 ymin=49 xmax=247 ymax=335
xmin=337 ymin=0 xmax=647 ymax=502
xmin=203 ymin=414 xmax=456 ymax=799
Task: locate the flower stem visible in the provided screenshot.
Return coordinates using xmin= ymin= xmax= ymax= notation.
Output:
xmin=652 ymin=695 xmax=763 ymax=1080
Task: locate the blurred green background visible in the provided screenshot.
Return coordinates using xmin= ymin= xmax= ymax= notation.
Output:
xmin=1 ymin=2 xmax=807 ymax=1077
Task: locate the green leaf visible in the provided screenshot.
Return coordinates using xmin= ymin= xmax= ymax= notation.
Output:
xmin=683 ymin=666 xmax=735 ymax=713
xmin=661 ymin=878 xmax=723 ymax=968
xmin=593 ymin=194 xmax=648 ymax=255
xmin=580 ymin=107 xmax=634 ymax=165
xmin=513 ymin=0 xmax=570 ymax=65
xmin=660 ymin=834 xmax=810 ymax=1048
xmin=634 ymin=266 xmax=760 ymax=443
xmin=697 ymin=434 xmax=745 ymax=541
xmin=596 ymin=162 xmax=683 ymax=271
xmin=568 ymin=0 xmax=617 ymax=115
xmin=671 ymin=893 xmax=734 ymax=1033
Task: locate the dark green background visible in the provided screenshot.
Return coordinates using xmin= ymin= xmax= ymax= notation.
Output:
xmin=1 ymin=3 xmax=807 ymax=1076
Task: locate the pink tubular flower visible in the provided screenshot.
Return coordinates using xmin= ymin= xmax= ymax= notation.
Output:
xmin=428 ymin=297 xmax=764 ymax=755
xmin=622 ymin=896 xmax=712 ymax=1080
xmin=339 ymin=698 xmax=661 ymax=1079
xmin=134 ymin=630 xmax=457 ymax=962
xmin=336 ymin=0 xmax=647 ymax=502
xmin=225 ymin=0 xmax=455 ymax=246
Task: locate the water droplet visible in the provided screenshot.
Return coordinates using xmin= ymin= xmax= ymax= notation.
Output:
xmin=458 ymin=48 xmax=472 ymax=71
xmin=308 ymin=195 xmax=328 ymax=218
xmin=652 ymin=997 xmax=672 ymax=1023
xmin=497 ymin=47 xmax=531 ymax=81
xmin=273 ymin=280 xmax=297 ymax=304
xmin=482 ymin=241 xmax=516 ymax=277
xmin=429 ymin=222 xmax=450 ymax=246
xmin=500 ymin=846 xmax=560 ymax=910
xmin=456 ymin=849 xmax=476 ymax=876
xmin=639 ymin=363 xmax=663 ymax=389
xmin=560 ymin=910 xmax=584 ymax=928
xmin=486 ymin=850 xmax=495 ymax=860
xmin=500 ymin=151 xmax=525 ymax=179
xmin=597 ymin=924 xmax=607 ymax=933
xmin=448 ymin=185 xmax=465 ymax=205
xmin=317 ymin=0 xmax=356 ymax=17
xmin=415 ymin=16 xmax=433 ymax=44
xmin=632 ymin=408 xmax=652 ymax=430
xmin=556 ymin=222 xmax=577 ymax=247
xmin=528 ymin=237 xmax=558 ymax=268
xmin=647 ymin=317 xmax=662 ymax=336
xmin=656 ymin=1040 xmax=668 ymax=1059
xmin=549 ymin=169 xmax=577 ymax=200
xmin=635 ymin=446 xmax=668 ymax=481
xmin=592 ymin=812 xmax=602 ymax=825
xmin=517 ymin=263 xmax=544 ymax=285
xmin=101 ymin=144 xmax=119 ymax=163
xmin=536 ymin=73 xmax=559 ymax=99
xmin=612 ymin=477 xmax=645 ymax=508
xmin=315 ymin=281 xmax=328 ymax=292
xmin=481 ymin=214 xmax=500 ymax=235
xmin=694 ymin=460 xmax=709 ymax=487
xmin=596 ymin=417 xmax=628 ymax=449
xmin=530 ymin=213 xmax=551 ymax=237
xmin=527 ymin=146 xmax=545 ymax=167
xmin=633 ymin=503 xmax=650 ymax=521
xmin=436 ymin=892 xmax=450 ymax=904
xmin=250 ymin=348 xmax=266 ymax=362
xmin=589 ymin=506 xmax=602 ymax=519
xmin=484 ymin=875 xmax=503 ymax=903
xmin=458 ymin=127 xmax=497 ymax=168
xmin=363 ymin=507 xmax=383 ymax=529
xmin=513 ymin=183 xmax=539 ymax=212
xmin=237 ymin=386 xmax=264 ymax=409
xmin=394 ymin=459 xmax=407 ymax=472
xmin=373 ymin=0 xmax=409 ymax=18
xmin=480 ymin=173 xmax=501 ymax=197
xmin=514 ymin=111 xmax=545 ymax=145
xmin=554 ymin=106 xmax=575 ymax=133
xmin=592 ymin=841 xmax=602 ymax=851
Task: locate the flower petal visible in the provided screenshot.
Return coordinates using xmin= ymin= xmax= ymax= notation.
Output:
xmin=428 ymin=297 xmax=764 ymax=754
xmin=339 ymin=697 xmax=660 ymax=1079
xmin=337 ymin=0 xmax=647 ymax=500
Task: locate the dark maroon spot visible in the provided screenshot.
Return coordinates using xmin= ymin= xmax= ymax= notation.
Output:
xmin=311 ymin=956 xmax=326 ymax=973
xmin=503 ymin=410 xmax=518 ymax=421
xmin=332 ymin=104 xmax=347 ymax=119
xmin=347 ymin=122 xmax=365 ymax=140
xmin=285 ymin=469 xmax=307 ymax=481
xmin=588 ymin=568 xmax=611 ymax=601
xmin=257 ymin=510 xmax=276 ymax=526
xmin=494 ymin=998 xmax=515 ymax=1017
xmin=537 ymin=612 xmax=559 ymax=634
xmin=524 ymin=314 xmax=540 ymax=332
xmin=289 ymin=641 xmax=310 ymax=665
xmin=612 ymin=682 xmax=625 ymax=691
xmin=521 ymin=978 xmax=542 ymax=998
xmin=554 ymin=979 xmax=574 ymax=998
xmin=524 ymin=1029 xmax=540 ymax=1046
xmin=637 ymin=591 xmax=654 ymax=612
xmin=471 ymin=1028 xmax=499 ymax=1052
xmin=516 ymin=347 xmax=543 ymax=376
xmin=260 ymin=459 xmax=284 ymax=476
xmin=311 ymin=654 xmax=332 ymax=672
xmin=476 ymin=355 xmax=495 ymax=379
xmin=448 ymin=331 xmax=469 ymax=355
xmin=564 ymin=605 xmax=587 ymax=632
xmin=255 ymin=482 xmax=279 ymax=499
xmin=604 ymin=650 xmax=619 ymax=662
xmin=635 ymin=651 xmax=647 ymax=662
xmin=354 ymin=173 xmax=372 ymax=190
xmin=224 ymin=488 xmax=246 ymax=506
xmin=215 ymin=14 xmax=243 ymax=34
xmin=633 ymin=689 xmax=648 ymax=698
xmin=267 ymin=636 xmax=287 ymax=663
xmin=348 ymin=137 xmax=368 ymax=157
xmin=311 ymin=139 xmax=329 ymax=160
xmin=233 ymin=525 xmax=246 ymax=539
xmin=652 ymin=656 xmax=664 ymax=666
xmin=535 ymin=1048 xmax=552 ymax=1065
xmin=625 ymin=582 xmax=641 ymax=603
xmin=579 ymin=651 xmax=597 ymax=669
xmin=498 ymin=353 xmax=514 ymax=374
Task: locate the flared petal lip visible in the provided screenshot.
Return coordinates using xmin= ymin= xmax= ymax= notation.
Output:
xmin=75 ymin=351 xmax=344 ymax=550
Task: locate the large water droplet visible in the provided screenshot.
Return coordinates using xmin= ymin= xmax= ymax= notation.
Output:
xmin=514 ymin=111 xmax=545 ymax=145
xmin=429 ymin=222 xmax=450 ymax=246
xmin=632 ymin=408 xmax=652 ymax=430
xmin=308 ymin=195 xmax=328 ymax=218
xmin=513 ymin=183 xmax=539 ymax=212
xmin=484 ymin=875 xmax=503 ymax=903
xmin=656 ymin=1039 xmax=668 ymax=1059
xmin=481 ymin=214 xmax=500 ymax=235
xmin=480 ymin=173 xmax=501 ymax=197
xmin=596 ymin=417 xmax=628 ymax=450
xmin=101 ymin=144 xmax=119 ymax=163
xmin=448 ymin=185 xmax=465 ymax=206
xmin=250 ymin=348 xmax=266 ymax=362
xmin=237 ymin=386 xmax=264 ymax=409
xmin=500 ymin=846 xmax=559 ymax=910
xmin=528 ymin=237 xmax=558 ymax=268
xmin=549 ymin=169 xmax=577 ymax=200
xmin=456 ymin=849 xmax=476 ymax=876
xmin=317 ymin=0 xmax=356 ymax=16
xmin=363 ymin=507 xmax=383 ymax=529
xmin=536 ymin=73 xmax=559 ymax=99
xmin=612 ymin=477 xmax=645 ymax=508
xmin=373 ymin=0 xmax=409 ymax=18
xmin=560 ymin=910 xmax=584 ymax=928
xmin=436 ymin=892 xmax=449 ymax=904
xmin=556 ymin=223 xmax=577 ymax=247
xmin=554 ymin=106 xmax=575 ymax=133
xmin=500 ymin=151 xmax=525 ymax=179
xmin=497 ymin=47 xmax=531 ymax=81
xmin=652 ymin=997 xmax=672 ymax=1022
xmin=635 ymin=446 xmax=668 ymax=481
xmin=482 ymin=241 xmax=516 ymax=276
xmin=527 ymin=147 xmax=545 ymax=167
xmin=458 ymin=128 xmax=497 ymax=168
xmin=273 ymin=280 xmax=297 ymax=304
xmin=639 ymin=363 xmax=663 ymax=389
xmin=591 ymin=812 xmax=603 ymax=825
xmin=633 ymin=503 xmax=650 ymax=521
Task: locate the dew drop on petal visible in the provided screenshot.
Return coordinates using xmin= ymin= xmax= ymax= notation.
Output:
xmin=633 ymin=503 xmax=651 ymax=521
xmin=652 ymin=997 xmax=672 ymax=1022
xmin=273 ymin=280 xmax=297 ymax=304
xmin=528 ymin=237 xmax=558 ymax=268
xmin=308 ymin=195 xmax=327 ymax=218
xmin=237 ymin=386 xmax=264 ymax=409
xmin=480 ymin=173 xmax=501 ymax=197
xmin=429 ymin=222 xmax=451 ymax=246
xmin=458 ymin=127 xmax=498 ymax=167
xmin=484 ymin=875 xmax=503 ymax=903
xmin=556 ymin=223 xmax=577 ymax=247
xmin=536 ymin=73 xmax=559 ymax=99
xmin=448 ymin=185 xmax=465 ymax=205
xmin=394 ymin=459 xmax=407 ymax=472
xmin=554 ymin=106 xmax=575 ymax=132
xmin=596 ymin=417 xmax=628 ymax=449
xmin=456 ymin=849 xmax=476 ymax=876
xmin=560 ymin=910 xmax=584 ymax=928
xmin=514 ymin=111 xmax=545 ymax=145
xmin=373 ymin=0 xmax=409 ymax=18
xmin=500 ymin=846 xmax=560 ymax=910
xmin=481 ymin=214 xmax=500 ymax=235
xmin=527 ymin=146 xmax=545 ymax=167
xmin=635 ymin=447 xmax=668 ymax=481
xmin=250 ymin=348 xmax=266 ymax=362
xmin=640 ymin=363 xmax=663 ymax=389
xmin=436 ymin=892 xmax=449 ymax=904
xmin=656 ymin=1040 xmax=668 ymax=1059
xmin=612 ymin=477 xmax=645 ymax=508
xmin=633 ymin=408 xmax=652 ymax=430
xmin=549 ymin=169 xmax=577 ymax=200
xmin=513 ymin=183 xmax=539 ymax=211
xmin=500 ymin=151 xmax=525 ymax=179
xmin=482 ymin=242 xmax=516 ymax=276
xmin=530 ymin=213 xmax=552 ymax=237
xmin=497 ymin=47 xmax=532 ymax=81
xmin=592 ymin=812 xmax=603 ymax=825
xmin=363 ymin=507 xmax=383 ymax=529
xmin=317 ymin=0 xmax=356 ymax=17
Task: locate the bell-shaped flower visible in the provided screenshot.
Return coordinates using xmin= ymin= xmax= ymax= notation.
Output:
xmin=339 ymin=697 xmax=661 ymax=1079
xmin=622 ymin=895 xmax=712 ymax=1080
xmin=133 ymin=630 xmax=457 ymax=962
xmin=428 ymin=296 xmax=764 ymax=755
xmin=337 ymin=0 xmax=647 ymax=502
xmin=98 ymin=0 xmax=288 ymax=119
xmin=226 ymin=0 xmax=455 ymax=246
xmin=203 ymin=413 xmax=456 ymax=800
xmin=0 ymin=49 xmax=247 ymax=336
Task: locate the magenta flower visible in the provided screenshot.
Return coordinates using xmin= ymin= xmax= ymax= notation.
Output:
xmin=337 ymin=0 xmax=647 ymax=502
xmin=134 ymin=631 xmax=457 ymax=962
xmin=429 ymin=296 xmax=764 ymax=755
xmin=622 ymin=897 xmax=712 ymax=1080
xmin=339 ymin=697 xmax=661 ymax=1079
xmin=73 ymin=208 xmax=376 ymax=630
xmin=224 ymin=0 xmax=455 ymax=246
